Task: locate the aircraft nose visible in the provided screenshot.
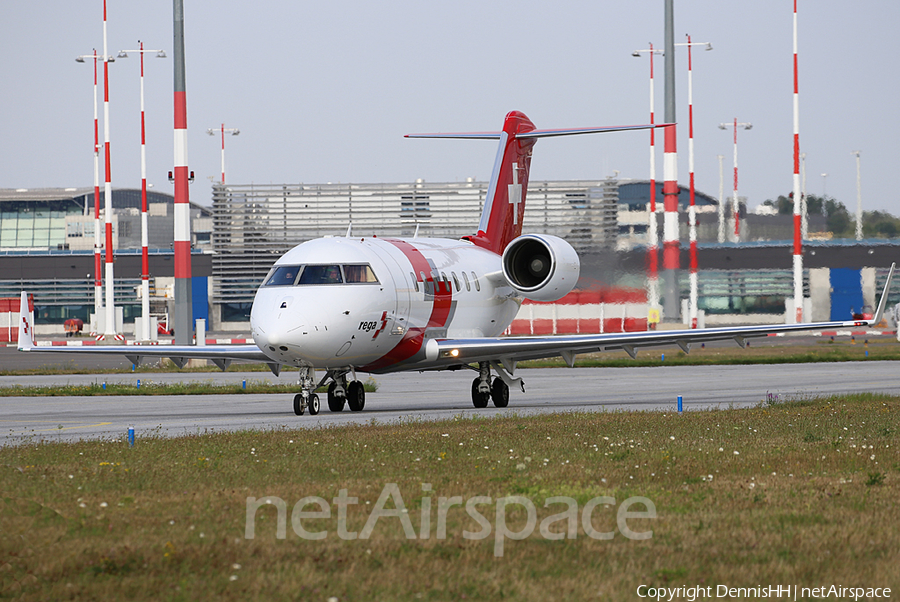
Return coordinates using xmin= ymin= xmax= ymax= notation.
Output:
xmin=251 ymin=291 xmax=307 ymax=359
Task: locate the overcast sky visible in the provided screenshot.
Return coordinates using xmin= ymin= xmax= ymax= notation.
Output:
xmin=3 ymin=1 xmax=899 ymax=216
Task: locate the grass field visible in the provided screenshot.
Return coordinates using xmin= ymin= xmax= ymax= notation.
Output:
xmin=2 ymin=393 xmax=898 ymax=600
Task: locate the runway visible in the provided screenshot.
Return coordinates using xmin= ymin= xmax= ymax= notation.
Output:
xmin=2 ymin=361 xmax=899 ymax=445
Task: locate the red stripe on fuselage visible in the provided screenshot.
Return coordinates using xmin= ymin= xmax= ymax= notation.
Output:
xmin=360 ymin=239 xmax=453 ymax=371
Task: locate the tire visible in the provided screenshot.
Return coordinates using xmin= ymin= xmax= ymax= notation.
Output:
xmin=293 ymin=393 xmax=305 ymax=416
xmin=327 ymin=382 xmax=345 ymax=412
xmin=471 ymin=377 xmax=490 ymax=408
xmin=347 ymin=380 xmax=366 ymax=412
xmin=308 ymin=393 xmax=320 ymax=416
xmin=491 ymin=377 xmax=510 ymax=408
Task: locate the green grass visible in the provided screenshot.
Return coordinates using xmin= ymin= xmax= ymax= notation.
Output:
xmin=2 ymin=393 xmax=898 ymax=600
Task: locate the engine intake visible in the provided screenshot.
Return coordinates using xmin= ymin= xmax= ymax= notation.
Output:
xmin=501 ymin=234 xmax=580 ymax=302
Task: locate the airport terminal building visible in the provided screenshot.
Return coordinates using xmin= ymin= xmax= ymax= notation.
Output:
xmin=2 ymin=182 xmax=897 ymax=334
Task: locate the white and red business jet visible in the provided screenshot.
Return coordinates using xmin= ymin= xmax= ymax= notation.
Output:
xmin=18 ymin=111 xmax=895 ymax=416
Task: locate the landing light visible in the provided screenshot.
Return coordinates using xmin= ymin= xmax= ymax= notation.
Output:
xmin=441 ymin=349 xmax=461 ymax=359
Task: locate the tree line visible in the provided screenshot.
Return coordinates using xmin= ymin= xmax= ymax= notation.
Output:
xmin=762 ymin=194 xmax=899 ymax=238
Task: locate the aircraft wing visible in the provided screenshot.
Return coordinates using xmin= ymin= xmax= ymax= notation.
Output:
xmin=15 ymin=292 xmax=278 ymax=373
xmin=421 ymin=263 xmax=897 ymax=371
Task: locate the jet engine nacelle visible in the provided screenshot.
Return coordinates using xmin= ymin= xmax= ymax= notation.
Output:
xmin=501 ymin=234 xmax=580 ymax=302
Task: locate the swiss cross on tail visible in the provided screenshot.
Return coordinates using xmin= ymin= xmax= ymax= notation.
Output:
xmin=508 ymin=162 xmax=523 ymax=226
xmin=405 ymin=111 xmax=669 ymax=255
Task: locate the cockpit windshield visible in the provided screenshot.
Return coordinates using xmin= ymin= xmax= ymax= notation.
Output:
xmin=298 ymin=265 xmax=343 ymax=285
xmin=262 ymin=264 xmax=379 ymax=287
xmin=263 ymin=265 xmax=300 ymax=287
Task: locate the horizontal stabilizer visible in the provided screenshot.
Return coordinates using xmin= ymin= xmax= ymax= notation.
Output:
xmin=405 ymin=123 xmax=671 ymax=140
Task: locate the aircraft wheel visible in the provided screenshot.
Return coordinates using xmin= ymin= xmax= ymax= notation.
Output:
xmin=308 ymin=393 xmax=320 ymax=416
xmin=293 ymin=393 xmax=305 ymax=416
xmin=471 ymin=377 xmax=490 ymax=408
xmin=491 ymin=377 xmax=509 ymax=408
xmin=327 ymin=382 xmax=345 ymax=412
xmin=347 ymin=380 xmax=366 ymax=412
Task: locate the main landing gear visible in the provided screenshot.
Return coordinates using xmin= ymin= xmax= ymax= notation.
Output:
xmin=293 ymin=367 xmax=366 ymax=416
xmin=470 ymin=361 xmax=520 ymax=409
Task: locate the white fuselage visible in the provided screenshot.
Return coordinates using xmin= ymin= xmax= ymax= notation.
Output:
xmin=249 ymin=236 xmax=521 ymax=373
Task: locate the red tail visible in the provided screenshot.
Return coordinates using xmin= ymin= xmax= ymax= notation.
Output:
xmin=462 ymin=111 xmax=536 ymax=254
xmin=406 ymin=112 xmax=667 ymax=254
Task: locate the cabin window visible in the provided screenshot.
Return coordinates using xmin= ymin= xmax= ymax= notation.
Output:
xmin=452 ymin=272 xmax=460 ymax=292
xmin=441 ymin=272 xmax=449 ymax=293
xmin=410 ymin=272 xmax=419 ymax=293
xmin=462 ymin=271 xmax=471 ymax=292
xmin=298 ymin=264 xmax=343 ymax=285
xmin=344 ymin=264 xmax=379 ymax=284
xmin=420 ymin=271 xmax=431 ymax=295
xmin=263 ymin=265 xmax=301 ymax=286
xmin=471 ymin=271 xmax=480 ymax=292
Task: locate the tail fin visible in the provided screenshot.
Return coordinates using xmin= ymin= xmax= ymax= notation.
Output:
xmin=17 ymin=292 xmax=34 ymax=351
xmin=406 ymin=112 xmax=669 ymax=254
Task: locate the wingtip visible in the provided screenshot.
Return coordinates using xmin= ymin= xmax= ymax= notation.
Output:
xmin=871 ymin=262 xmax=895 ymax=326
xmin=17 ymin=291 xmax=34 ymax=351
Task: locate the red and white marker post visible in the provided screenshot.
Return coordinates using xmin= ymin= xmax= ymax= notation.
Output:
xmin=118 ymin=42 xmax=166 ymax=341
xmin=172 ymin=0 xmax=193 ymax=345
xmin=791 ymin=0 xmax=804 ymax=322
xmin=75 ymin=50 xmax=104 ymax=333
xmin=632 ymin=44 xmax=664 ymax=316
xmin=719 ymin=119 xmax=752 ymax=243
xmin=206 ymin=124 xmax=240 ymax=184
xmin=677 ymin=36 xmax=713 ymax=329
xmin=100 ymin=0 xmax=122 ymax=341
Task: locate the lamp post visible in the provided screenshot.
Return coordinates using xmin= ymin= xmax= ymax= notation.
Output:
xmin=631 ymin=44 xmax=664 ymax=317
xmin=852 ymin=151 xmax=863 ymax=240
xmin=118 ymin=42 xmax=166 ymax=342
xmin=207 ymin=125 xmax=240 ymax=184
xmin=676 ymin=35 xmax=712 ymax=328
xmin=718 ymin=119 xmax=752 ymax=242
xmin=75 ymin=50 xmax=113 ymax=332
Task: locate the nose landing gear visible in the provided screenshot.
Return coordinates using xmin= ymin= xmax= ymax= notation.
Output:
xmin=293 ymin=367 xmax=320 ymax=416
xmin=294 ymin=368 xmax=366 ymax=415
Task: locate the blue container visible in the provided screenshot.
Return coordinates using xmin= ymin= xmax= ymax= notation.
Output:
xmin=677 ymin=395 xmax=683 ymax=413
xmin=128 ymin=426 xmax=135 ymax=447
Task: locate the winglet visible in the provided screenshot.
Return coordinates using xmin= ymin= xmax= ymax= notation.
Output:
xmin=871 ymin=263 xmax=895 ymax=326
xmin=17 ymin=292 xmax=34 ymax=351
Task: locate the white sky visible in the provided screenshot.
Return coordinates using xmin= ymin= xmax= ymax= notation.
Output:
xmin=3 ymin=1 xmax=899 ymax=215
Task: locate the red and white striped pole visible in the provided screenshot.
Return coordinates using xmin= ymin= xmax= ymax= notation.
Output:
xmin=720 ymin=119 xmax=752 ymax=243
xmin=662 ymin=0 xmax=679 ymax=321
xmin=101 ymin=0 xmax=120 ymax=341
xmin=662 ymin=123 xmax=679 ymax=288
xmin=119 ymin=43 xmax=166 ymax=341
xmin=687 ymin=37 xmax=698 ymax=329
xmin=140 ymin=42 xmax=150 ymax=341
xmin=792 ymin=0 xmax=804 ymax=322
xmin=207 ymin=124 xmax=240 ymax=184
xmin=632 ymin=44 xmax=663 ymax=314
xmin=173 ymin=0 xmax=193 ymax=345
xmin=677 ymin=36 xmax=712 ymax=329
xmin=76 ymin=50 xmax=104 ymax=332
